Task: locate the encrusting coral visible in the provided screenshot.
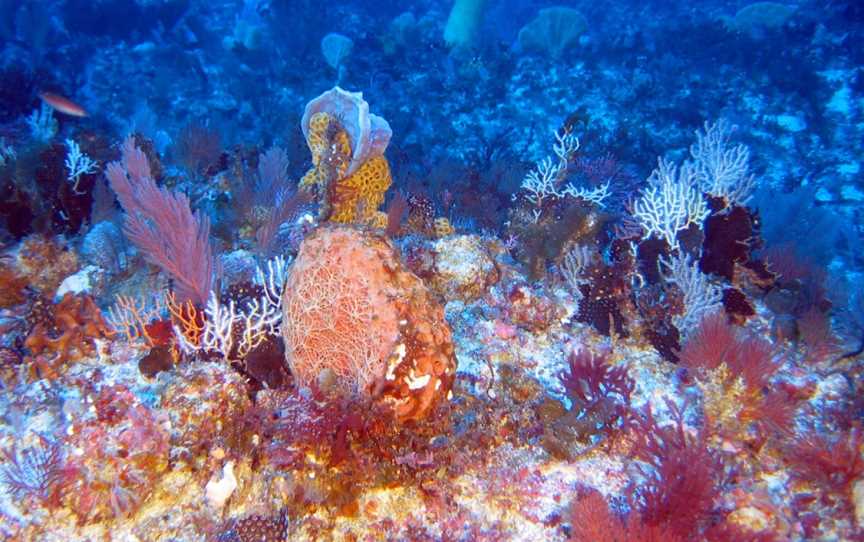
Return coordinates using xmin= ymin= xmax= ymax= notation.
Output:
xmin=427 ymin=234 xmax=499 ymax=302
xmin=24 ymin=293 xmax=112 ymax=379
xmin=16 ymin=234 xmax=80 ymax=296
xmin=298 ymin=87 xmax=393 ymax=227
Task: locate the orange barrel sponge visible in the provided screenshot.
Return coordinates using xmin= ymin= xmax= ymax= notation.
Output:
xmin=281 ymin=225 xmax=457 ymax=422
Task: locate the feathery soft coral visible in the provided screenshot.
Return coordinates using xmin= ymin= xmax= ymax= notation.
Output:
xmin=105 ymin=137 xmax=215 ymax=305
xmin=679 ymin=312 xmax=779 ymax=390
xmin=627 ymin=400 xmax=722 ymax=540
xmin=785 ymin=425 xmax=864 ymax=517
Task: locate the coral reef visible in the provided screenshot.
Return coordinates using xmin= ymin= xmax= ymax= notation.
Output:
xmin=0 ymin=3 xmax=862 ymax=539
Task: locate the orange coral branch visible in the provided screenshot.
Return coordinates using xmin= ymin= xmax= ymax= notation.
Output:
xmin=165 ymin=291 xmax=204 ymax=347
xmin=106 ymin=294 xmax=160 ymax=347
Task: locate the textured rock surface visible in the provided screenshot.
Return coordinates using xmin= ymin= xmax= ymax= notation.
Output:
xmin=429 ymin=234 xmax=499 ymax=302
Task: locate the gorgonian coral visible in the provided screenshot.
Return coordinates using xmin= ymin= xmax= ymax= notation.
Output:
xmin=627 ymin=400 xmax=722 ymax=540
xmin=678 ymin=312 xmax=788 ymax=443
xmin=106 ymin=136 xmax=215 ymax=305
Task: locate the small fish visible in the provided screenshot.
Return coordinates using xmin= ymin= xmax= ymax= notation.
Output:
xmin=38 ymin=92 xmax=88 ymax=117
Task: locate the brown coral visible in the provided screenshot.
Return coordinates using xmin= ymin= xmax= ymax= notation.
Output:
xmin=0 ymin=263 xmax=28 ymax=308
xmin=16 ymin=234 xmax=79 ymax=296
xmin=24 ymin=293 xmax=112 ymax=379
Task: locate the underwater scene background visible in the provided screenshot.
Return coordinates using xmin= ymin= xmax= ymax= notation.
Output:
xmin=0 ymin=0 xmax=863 ymax=540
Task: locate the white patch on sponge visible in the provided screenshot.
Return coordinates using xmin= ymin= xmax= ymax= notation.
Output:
xmin=205 ymin=460 xmax=237 ymax=509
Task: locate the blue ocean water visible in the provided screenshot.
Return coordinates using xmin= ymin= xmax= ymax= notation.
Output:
xmin=0 ymin=1 xmax=862 ymax=540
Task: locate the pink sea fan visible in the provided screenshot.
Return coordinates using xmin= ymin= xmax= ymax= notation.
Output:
xmin=106 ymin=137 xmax=215 ymax=305
xmin=301 ymin=86 xmax=392 ymax=176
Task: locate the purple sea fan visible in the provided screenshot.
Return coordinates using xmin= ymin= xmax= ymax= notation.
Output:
xmin=0 ymin=434 xmax=71 ymax=507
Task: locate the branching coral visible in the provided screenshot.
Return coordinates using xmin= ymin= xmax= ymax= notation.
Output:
xmin=106 ymin=293 xmax=164 ymax=347
xmin=631 ymin=158 xmax=709 ymax=251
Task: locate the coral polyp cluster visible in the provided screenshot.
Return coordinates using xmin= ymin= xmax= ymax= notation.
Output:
xmin=299 ymin=87 xmax=393 ymax=227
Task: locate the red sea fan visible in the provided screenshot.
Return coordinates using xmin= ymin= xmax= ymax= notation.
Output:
xmin=637 ymin=442 xmax=718 ymax=539
xmin=569 ymin=489 xmax=627 ymax=541
xmin=797 ymin=307 xmax=841 ymax=363
xmin=679 ymin=312 xmax=736 ymax=371
xmin=755 ymin=389 xmax=798 ymax=438
xmin=680 ymin=312 xmax=779 ymax=391
xmin=730 ymin=335 xmax=779 ymax=391
xmin=785 ymin=425 xmax=864 ymax=515
xmin=569 ymin=487 xmax=687 ymax=542
xmin=628 ymin=400 xmax=721 ymax=539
